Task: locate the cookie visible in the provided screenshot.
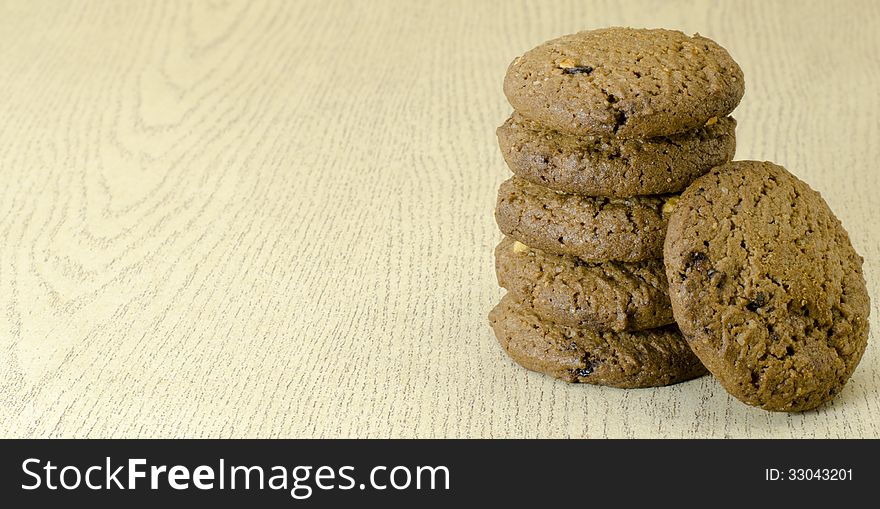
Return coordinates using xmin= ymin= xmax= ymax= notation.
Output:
xmin=497 ymin=112 xmax=736 ymax=197
xmin=488 ymin=294 xmax=707 ymax=388
xmin=664 ymin=161 xmax=870 ymax=412
xmin=503 ymin=27 xmax=744 ymax=138
xmin=495 ymin=177 xmax=671 ymax=262
xmin=495 ymin=237 xmax=672 ymax=331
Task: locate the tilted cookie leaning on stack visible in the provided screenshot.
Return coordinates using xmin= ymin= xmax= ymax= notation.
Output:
xmin=489 ymin=27 xmax=745 ymax=388
xmin=664 ymin=161 xmax=870 ymax=411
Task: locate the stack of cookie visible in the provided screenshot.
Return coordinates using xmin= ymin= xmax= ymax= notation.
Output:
xmin=489 ymin=27 xmax=744 ymax=388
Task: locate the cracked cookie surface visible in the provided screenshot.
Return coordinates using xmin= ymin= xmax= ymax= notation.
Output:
xmin=497 ymin=113 xmax=736 ymax=197
xmin=495 ymin=177 xmax=672 ymax=262
xmin=664 ymin=161 xmax=870 ymax=412
xmin=495 ymin=237 xmax=672 ymax=331
xmin=488 ymin=294 xmax=707 ymax=388
xmin=503 ymin=27 xmax=744 ymax=138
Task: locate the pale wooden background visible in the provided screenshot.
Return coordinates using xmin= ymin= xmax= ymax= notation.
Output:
xmin=1 ymin=0 xmax=877 ymax=438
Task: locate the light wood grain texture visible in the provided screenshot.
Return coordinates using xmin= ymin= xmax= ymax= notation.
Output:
xmin=1 ymin=0 xmax=878 ymax=438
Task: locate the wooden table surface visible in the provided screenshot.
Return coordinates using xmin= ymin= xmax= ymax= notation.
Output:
xmin=2 ymin=0 xmax=878 ymax=438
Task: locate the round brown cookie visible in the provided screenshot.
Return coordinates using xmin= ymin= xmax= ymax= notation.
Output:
xmin=664 ymin=161 xmax=870 ymax=412
xmin=496 ymin=112 xmax=736 ymax=197
xmin=495 ymin=177 xmax=672 ymax=262
xmin=495 ymin=237 xmax=673 ymax=331
xmin=503 ymin=27 xmax=744 ymax=138
xmin=488 ymin=294 xmax=707 ymax=388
